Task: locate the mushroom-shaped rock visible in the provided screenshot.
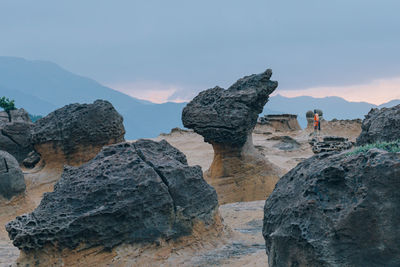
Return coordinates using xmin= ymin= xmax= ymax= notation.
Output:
xmin=0 ymin=151 xmax=25 ymax=199
xmin=263 ymin=149 xmax=400 ymax=267
xmin=6 ymin=140 xmax=219 ymax=256
xmin=182 ymin=69 xmax=282 ymax=204
xmin=0 ymin=108 xmax=34 ymax=163
xmin=31 ymin=100 xmax=125 ymax=168
xmin=357 ymin=104 xmax=400 ymax=145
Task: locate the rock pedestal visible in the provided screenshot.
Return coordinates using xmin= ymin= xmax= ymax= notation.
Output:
xmin=357 ymin=104 xmax=400 ymax=145
xmin=31 ymin=100 xmax=125 ymax=169
xmin=258 ymin=114 xmax=301 ymax=132
xmin=263 ymin=149 xmax=400 ymax=267
xmin=0 ymin=151 xmax=25 ymax=199
xmin=182 ymin=69 xmax=282 ymax=204
xmin=6 ymin=140 xmax=219 ymax=265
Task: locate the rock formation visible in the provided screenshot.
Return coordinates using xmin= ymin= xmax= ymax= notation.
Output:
xmin=269 ymin=135 xmax=301 ymax=151
xmin=6 ymin=140 xmax=219 ymax=257
xmin=182 ymin=69 xmax=282 ymax=204
xmin=258 ymin=114 xmax=301 ymax=132
xmin=263 ymin=149 xmax=400 ymax=267
xmin=0 ymin=151 xmax=26 ymax=199
xmin=309 ymin=136 xmax=353 ymax=154
xmin=0 ymin=108 xmax=34 ymax=163
xmin=31 ymin=100 xmax=125 ymax=168
xmin=357 ymin=104 xmax=400 ymax=145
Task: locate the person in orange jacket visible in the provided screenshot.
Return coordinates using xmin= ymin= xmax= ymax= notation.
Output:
xmin=313 ymin=110 xmax=320 ymax=136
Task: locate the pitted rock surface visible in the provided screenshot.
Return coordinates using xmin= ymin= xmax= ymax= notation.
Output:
xmin=357 ymin=104 xmax=400 ymax=145
xmin=0 ymin=151 xmax=25 ymax=199
xmin=309 ymin=136 xmax=353 ymax=154
xmin=263 ymin=149 xmax=400 ymax=267
xmin=182 ymin=69 xmax=278 ymax=146
xmin=31 ymin=100 xmax=125 ymax=156
xmin=6 ymin=140 xmax=218 ymax=251
xmin=0 ymin=109 xmax=33 ymax=163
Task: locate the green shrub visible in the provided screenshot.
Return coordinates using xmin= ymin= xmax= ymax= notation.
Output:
xmin=348 ymin=140 xmax=400 ymax=155
xmin=0 ymin=97 xmax=16 ymax=112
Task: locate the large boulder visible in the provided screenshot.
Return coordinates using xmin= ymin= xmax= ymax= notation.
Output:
xmin=357 ymin=104 xmax=400 ymax=145
xmin=182 ymin=69 xmax=282 ymax=204
xmin=0 ymin=108 xmax=33 ymax=163
xmin=6 ymin=140 xmax=219 ymax=254
xmin=31 ymin=100 xmax=125 ymax=168
xmin=263 ymin=149 xmax=400 ymax=267
xmin=0 ymin=151 xmax=26 ymax=199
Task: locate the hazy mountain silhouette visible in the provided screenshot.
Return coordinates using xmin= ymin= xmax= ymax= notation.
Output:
xmin=0 ymin=57 xmax=398 ymax=137
xmin=0 ymin=57 xmax=185 ymax=139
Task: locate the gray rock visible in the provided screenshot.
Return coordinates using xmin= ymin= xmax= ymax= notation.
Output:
xmin=182 ymin=69 xmax=278 ymax=146
xmin=0 ymin=151 xmax=25 ymax=199
xmin=357 ymin=104 xmax=400 ymax=145
xmin=0 ymin=109 xmax=33 ymax=163
xmin=6 ymin=140 xmax=218 ymax=251
xmin=269 ymin=136 xmax=300 ymax=151
xmin=258 ymin=114 xmax=301 ymax=132
xmin=263 ymin=149 xmax=400 ymax=267
xmin=22 ymin=151 xmax=41 ymax=169
xmin=31 ymin=100 xmax=125 ymax=165
xmin=309 ymin=136 xmax=353 ymax=154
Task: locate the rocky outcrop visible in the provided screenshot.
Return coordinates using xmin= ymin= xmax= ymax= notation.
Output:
xmin=357 ymin=104 xmax=400 ymax=145
xmin=309 ymin=136 xmax=353 ymax=154
xmin=269 ymin=135 xmax=300 ymax=151
xmin=263 ymin=149 xmax=400 ymax=267
xmin=258 ymin=114 xmax=301 ymax=132
xmin=31 ymin=100 xmax=125 ymax=168
xmin=0 ymin=151 xmax=25 ymax=199
xmin=182 ymin=69 xmax=282 ymax=204
xmin=6 ymin=140 xmax=219 ymax=255
xmin=0 ymin=109 xmax=34 ymax=163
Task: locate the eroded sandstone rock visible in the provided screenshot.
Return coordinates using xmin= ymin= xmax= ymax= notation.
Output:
xmin=31 ymin=100 xmax=125 ymax=168
xmin=182 ymin=69 xmax=282 ymax=204
xmin=258 ymin=114 xmax=301 ymax=132
xmin=0 ymin=151 xmax=25 ymax=199
xmin=357 ymin=104 xmax=400 ymax=145
xmin=6 ymin=140 xmax=219 ymax=253
xmin=263 ymin=149 xmax=400 ymax=267
xmin=309 ymin=136 xmax=353 ymax=154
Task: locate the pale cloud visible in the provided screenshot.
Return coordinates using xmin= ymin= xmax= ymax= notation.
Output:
xmin=108 ymin=81 xmax=188 ymax=104
xmin=276 ymin=76 xmax=400 ymax=105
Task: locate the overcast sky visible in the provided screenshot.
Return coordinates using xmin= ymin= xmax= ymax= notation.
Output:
xmin=1 ymin=0 xmax=400 ymax=104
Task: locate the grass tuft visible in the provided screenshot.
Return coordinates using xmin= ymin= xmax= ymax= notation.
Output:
xmin=347 ymin=140 xmax=400 ymax=155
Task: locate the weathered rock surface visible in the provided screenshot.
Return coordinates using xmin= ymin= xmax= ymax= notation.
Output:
xmin=6 ymin=140 xmax=218 ymax=252
xmin=309 ymin=136 xmax=353 ymax=154
xmin=0 ymin=109 xmax=34 ymax=163
xmin=0 ymin=151 xmax=25 ymax=199
xmin=269 ymin=135 xmax=301 ymax=151
xmin=263 ymin=149 xmax=400 ymax=267
xmin=258 ymin=114 xmax=301 ymax=132
xmin=357 ymin=104 xmax=400 ymax=145
xmin=22 ymin=151 xmax=41 ymax=169
xmin=31 ymin=100 xmax=125 ymax=167
xmin=182 ymin=69 xmax=277 ymax=146
xmin=182 ymin=69 xmax=282 ymax=204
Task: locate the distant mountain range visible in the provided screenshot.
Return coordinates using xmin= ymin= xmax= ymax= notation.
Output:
xmin=0 ymin=56 xmax=399 ymax=138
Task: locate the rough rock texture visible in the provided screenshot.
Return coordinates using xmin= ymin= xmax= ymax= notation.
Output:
xmin=258 ymin=114 xmax=301 ymax=132
xmin=0 ymin=151 xmax=26 ymax=199
xmin=309 ymin=136 xmax=353 ymax=154
xmin=0 ymin=109 xmax=34 ymax=163
xmin=182 ymin=69 xmax=282 ymax=204
xmin=22 ymin=151 xmax=41 ymax=169
xmin=182 ymin=69 xmax=277 ymax=146
xmin=6 ymin=140 xmax=219 ymax=252
xmin=263 ymin=149 xmax=400 ymax=267
xmin=31 ymin=100 xmax=125 ymax=167
xmin=357 ymin=104 xmax=400 ymax=145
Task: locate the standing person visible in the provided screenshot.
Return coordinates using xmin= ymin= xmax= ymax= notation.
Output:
xmin=313 ymin=110 xmax=319 ymax=136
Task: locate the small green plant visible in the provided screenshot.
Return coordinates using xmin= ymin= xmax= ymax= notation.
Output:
xmin=0 ymin=97 xmax=16 ymax=122
xmin=347 ymin=140 xmax=400 ymax=155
